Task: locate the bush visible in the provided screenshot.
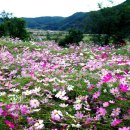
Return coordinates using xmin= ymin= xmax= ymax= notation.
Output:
xmin=0 ymin=11 xmax=30 ymax=41
xmin=58 ymin=29 xmax=83 ymax=47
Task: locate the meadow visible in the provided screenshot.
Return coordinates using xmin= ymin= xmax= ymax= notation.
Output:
xmin=0 ymin=37 xmax=130 ymax=130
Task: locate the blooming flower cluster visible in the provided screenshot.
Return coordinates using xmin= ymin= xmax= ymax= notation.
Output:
xmin=0 ymin=38 xmax=129 ymax=129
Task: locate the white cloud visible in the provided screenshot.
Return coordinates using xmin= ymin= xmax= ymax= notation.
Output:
xmin=0 ymin=0 xmax=125 ymax=17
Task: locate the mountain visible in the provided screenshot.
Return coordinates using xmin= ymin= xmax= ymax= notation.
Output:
xmin=24 ymin=0 xmax=129 ymax=32
xmin=24 ymin=12 xmax=89 ymax=31
xmin=25 ymin=16 xmax=65 ymax=30
xmin=58 ymin=12 xmax=89 ymax=31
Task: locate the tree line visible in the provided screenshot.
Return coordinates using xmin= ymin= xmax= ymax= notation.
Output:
xmin=0 ymin=0 xmax=130 ymax=46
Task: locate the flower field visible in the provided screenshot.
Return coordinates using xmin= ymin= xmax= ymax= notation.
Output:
xmin=0 ymin=38 xmax=130 ymax=130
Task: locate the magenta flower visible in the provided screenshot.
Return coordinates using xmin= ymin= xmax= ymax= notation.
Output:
xmin=101 ymin=52 xmax=109 ymax=59
xmin=5 ymin=120 xmax=15 ymax=129
xmin=20 ymin=105 xmax=30 ymax=115
xmin=2 ymin=110 xmax=8 ymax=117
xmin=102 ymin=73 xmax=112 ymax=83
xmin=111 ymin=118 xmax=122 ymax=127
xmin=127 ymin=109 xmax=130 ymax=114
xmin=115 ymin=74 xmax=124 ymax=79
xmin=119 ymin=84 xmax=128 ymax=92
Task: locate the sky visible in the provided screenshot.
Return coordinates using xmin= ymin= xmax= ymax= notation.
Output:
xmin=0 ymin=0 xmax=126 ymax=18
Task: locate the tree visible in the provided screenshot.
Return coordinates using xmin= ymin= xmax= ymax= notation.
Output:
xmin=0 ymin=11 xmax=30 ymax=40
xmin=0 ymin=10 xmax=12 ymax=22
xmin=88 ymin=0 xmax=130 ymax=46
xmin=58 ymin=29 xmax=83 ymax=47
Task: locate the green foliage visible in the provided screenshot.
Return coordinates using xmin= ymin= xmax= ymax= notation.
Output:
xmin=88 ymin=0 xmax=130 ymax=45
xmin=58 ymin=29 xmax=83 ymax=47
xmin=46 ymin=31 xmax=51 ymax=40
xmin=0 ymin=11 xmax=30 ymax=40
xmin=25 ymin=1 xmax=130 ymax=46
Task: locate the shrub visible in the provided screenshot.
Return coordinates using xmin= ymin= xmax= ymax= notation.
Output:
xmin=58 ymin=29 xmax=83 ymax=47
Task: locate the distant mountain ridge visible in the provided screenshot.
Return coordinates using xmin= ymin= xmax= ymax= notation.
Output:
xmin=24 ymin=0 xmax=129 ymax=32
xmin=24 ymin=12 xmax=88 ymax=31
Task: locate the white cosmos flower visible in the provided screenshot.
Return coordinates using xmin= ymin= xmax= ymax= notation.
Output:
xmin=67 ymin=85 xmax=74 ymax=91
xmin=55 ymin=90 xmax=66 ymax=99
xmin=0 ymin=92 xmax=6 ymax=96
xmin=34 ymin=120 xmax=44 ymax=129
xmin=32 ymin=87 xmax=41 ymax=93
xmin=59 ymin=103 xmax=68 ymax=108
xmin=22 ymin=90 xmax=32 ymax=96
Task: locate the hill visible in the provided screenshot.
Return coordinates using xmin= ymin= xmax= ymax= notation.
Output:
xmin=24 ymin=12 xmax=89 ymax=31
xmin=25 ymin=16 xmax=65 ymax=30
xmin=24 ymin=0 xmax=129 ymax=33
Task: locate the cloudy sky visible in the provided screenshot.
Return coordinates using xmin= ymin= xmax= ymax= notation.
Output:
xmin=0 ymin=0 xmax=125 ymax=18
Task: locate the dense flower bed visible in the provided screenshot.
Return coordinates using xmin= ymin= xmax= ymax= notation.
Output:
xmin=0 ymin=38 xmax=130 ymax=130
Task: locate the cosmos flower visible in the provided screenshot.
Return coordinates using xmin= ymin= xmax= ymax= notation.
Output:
xmin=74 ymin=104 xmax=82 ymax=110
xmin=111 ymin=108 xmax=121 ymax=117
xmin=93 ymin=91 xmax=101 ymax=99
xmin=0 ymin=108 xmax=3 ymax=116
xmin=118 ymin=127 xmax=130 ymax=130
xmin=102 ymin=73 xmax=112 ymax=83
xmin=110 ymin=87 xmax=120 ymax=95
xmin=5 ymin=120 xmax=15 ymax=129
xmin=111 ymin=118 xmax=122 ymax=127
xmin=75 ymin=111 xmax=84 ymax=119
xmin=96 ymin=107 xmax=107 ymax=117
xmin=51 ymin=110 xmax=63 ymax=121
xmin=119 ymin=84 xmax=128 ymax=92
xmin=103 ymin=102 xmax=109 ymax=107
xmin=30 ymin=99 xmax=40 ymax=108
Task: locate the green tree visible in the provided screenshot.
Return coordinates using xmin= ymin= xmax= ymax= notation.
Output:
xmin=58 ymin=29 xmax=83 ymax=47
xmin=0 ymin=11 xmax=30 ymax=40
xmin=88 ymin=0 xmax=130 ymax=46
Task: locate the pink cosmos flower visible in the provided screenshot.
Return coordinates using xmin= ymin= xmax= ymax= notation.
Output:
xmin=5 ymin=120 xmax=15 ymax=129
xmin=111 ymin=118 xmax=122 ymax=127
xmin=118 ymin=127 xmax=130 ymax=130
xmin=20 ymin=105 xmax=30 ymax=115
xmin=30 ymin=99 xmax=40 ymax=108
xmin=110 ymin=87 xmax=119 ymax=95
xmin=75 ymin=111 xmax=84 ymax=119
xmin=96 ymin=107 xmax=107 ymax=117
xmin=51 ymin=110 xmax=63 ymax=121
xmin=93 ymin=91 xmax=101 ymax=99
xmin=119 ymin=84 xmax=128 ymax=92
xmin=0 ymin=108 xmax=3 ymax=116
xmin=111 ymin=108 xmax=121 ymax=117
xmin=103 ymin=102 xmax=109 ymax=107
